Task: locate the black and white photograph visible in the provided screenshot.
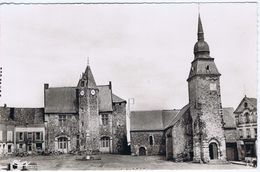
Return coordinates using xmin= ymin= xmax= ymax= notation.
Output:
xmin=0 ymin=0 xmax=258 ymax=170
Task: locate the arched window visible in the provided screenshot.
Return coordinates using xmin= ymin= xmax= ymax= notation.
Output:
xmin=58 ymin=137 xmax=68 ymax=149
xmin=149 ymin=135 xmax=154 ymax=146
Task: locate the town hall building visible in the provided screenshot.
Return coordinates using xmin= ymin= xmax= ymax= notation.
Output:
xmin=0 ymin=65 xmax=128 ymax=156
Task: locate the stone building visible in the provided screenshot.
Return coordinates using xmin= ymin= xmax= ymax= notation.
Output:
xmin=130 ymin=15 xmax=240 ymax=163
xmin=0 ymin=64 xmax=128 ymax=155
xmin=44 ymin=64 xmax=127 ymax=154
xmin=234 ymin=96 xmax=257 ymax=161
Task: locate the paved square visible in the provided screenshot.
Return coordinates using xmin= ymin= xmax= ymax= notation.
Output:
xmin=0 ymin=154 xmax=255 ymax=170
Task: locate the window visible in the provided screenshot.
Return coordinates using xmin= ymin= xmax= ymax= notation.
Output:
xmin=27 ymin=132 xmax=33 ymax=140
xmin=35 ymin=132 xmax=41 ymax=140
xmin=19 ymin=144 xmax=23 ymax=149
xmin=101 ymin=137 xmax=110 ymax=147
xmin=0 ymin=131 xmax=2 ymax=141
xmin=101 ymin=114 xmax=109 ymax=125
xmin=59 ymin=115 xmax=66 ymax=126
xmin=58 ymin=137 xmax=68 ymax=149
xmin=76 ymin=135 xmax=80 ymax=148
xmin=246 ymin=128 xmax=251 ymax=138
xmin=254 ymin=128 xmax=257 ymax=138
xmin=244 ymin=102 xmax=248 ymax=108
xmin=28 ymin=144 xmax=32 ymax=151
xmin=7 ymin=131 xmax=12 ymax=141
xmin=239 ymin=129 xmax=243 ymax=139
xmin=245 ymin=112 xmax=250 ymax=123
xmin=19 ymin=132 xmax=24 ymax=141
xmin=8 ymin=145 xmax=11 ymax=153
xmin=36 ymin=143 xmax=42 ymax=150
xmin=149 ymin=135 xmax=154 ymax=146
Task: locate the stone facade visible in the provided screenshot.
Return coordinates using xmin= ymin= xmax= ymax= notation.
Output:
xmin=130 ymin=15 xmax=231 ymax=163
xmin=130 ymin=131 xmax=165 ymax=156
xmin=43 ymin=65 xmax=128 ymax=154
xmin=0 ymin=64 xmax=128 ymax=156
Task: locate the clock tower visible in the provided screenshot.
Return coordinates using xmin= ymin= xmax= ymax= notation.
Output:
xmin=187 ymin=15 xmax=226 ymax=162
xmin=77 ymin=64 xmax=100 ymax=152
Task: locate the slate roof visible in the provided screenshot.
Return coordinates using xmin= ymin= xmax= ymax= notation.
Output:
xmin=166 ymin=104 xmax=190 ymax=129
xmin=112 ymin=94 xmax=126 ymax=103
xmin=77 ymin=65 xmax=97 ymax=89
xmin=0 ymin=107 xmax=44 ymax=126
xmin=222 ymin=107 xmax=236 ymax=129
xmin=130 ymin=109 xmax=180 ymax=131
xmin=45 ymin=87 xmax=78 ymax=113
xmin=97 ymin=85 xmax=113 ymax=112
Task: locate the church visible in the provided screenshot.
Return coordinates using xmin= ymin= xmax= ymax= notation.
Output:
xmin=130 ymin=15 xmax=242 ymax=163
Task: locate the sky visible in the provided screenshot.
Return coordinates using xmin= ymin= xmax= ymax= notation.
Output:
xmin=0 ymin=1 xmax=258 ymax=111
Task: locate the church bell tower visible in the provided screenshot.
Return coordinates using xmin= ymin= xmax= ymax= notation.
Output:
xmin=187 ymin=15 xmax=226 ymax=162
xmin=77 ymin=64 xmax=100 ymax=152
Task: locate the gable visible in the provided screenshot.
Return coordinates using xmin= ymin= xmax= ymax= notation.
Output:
xmin=234 ymin=96 xmax=257 ymax=114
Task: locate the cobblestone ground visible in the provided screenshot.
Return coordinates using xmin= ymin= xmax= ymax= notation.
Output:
xmin=0 ymin=154 xmax=256 ymax=170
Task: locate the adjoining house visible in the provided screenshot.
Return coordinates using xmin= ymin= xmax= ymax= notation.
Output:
xmin=234 ymin=96 xmax=257 ymax=161
xmin=0 ymin=107 xmax=44 ymax=156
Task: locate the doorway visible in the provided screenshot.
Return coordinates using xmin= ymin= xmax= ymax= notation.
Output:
xmin=139 ymin=147 xmax=146 ymax=156
xmin=209 ymin=143 xmax=218 ymax=159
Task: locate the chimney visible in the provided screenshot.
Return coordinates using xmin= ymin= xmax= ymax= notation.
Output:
xmin=44 ymin=83 xmax=49 ymax=89
xmin=109 ymin=81 xmax=112 ymax=90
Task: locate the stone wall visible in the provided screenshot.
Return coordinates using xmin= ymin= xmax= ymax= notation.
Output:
xmin=44 ymin=113 xmax=78 ymax=152
xmin=111 ymin=102 xmax=128 ymax=154
xmin=171 ymin=110 xmax=193 ymax=162
xmin=130 ymin=131 xmax=165 ymax=156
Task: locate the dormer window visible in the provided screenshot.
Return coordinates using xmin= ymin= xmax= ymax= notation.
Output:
xmin=244 ymin=102 xmax=248 ymax=108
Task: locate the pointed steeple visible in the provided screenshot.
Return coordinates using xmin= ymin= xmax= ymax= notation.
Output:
xmin=77 ymin=64 xmax=97 ymax=88
xmin=193 ymin=14 xmax=210 ymax=58
xmin=197 ymin=14 xmax=204 ymax=41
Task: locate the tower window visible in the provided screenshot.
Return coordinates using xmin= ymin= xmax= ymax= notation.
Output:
xmin=206 ymin=65 xmax=209 ymax=70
